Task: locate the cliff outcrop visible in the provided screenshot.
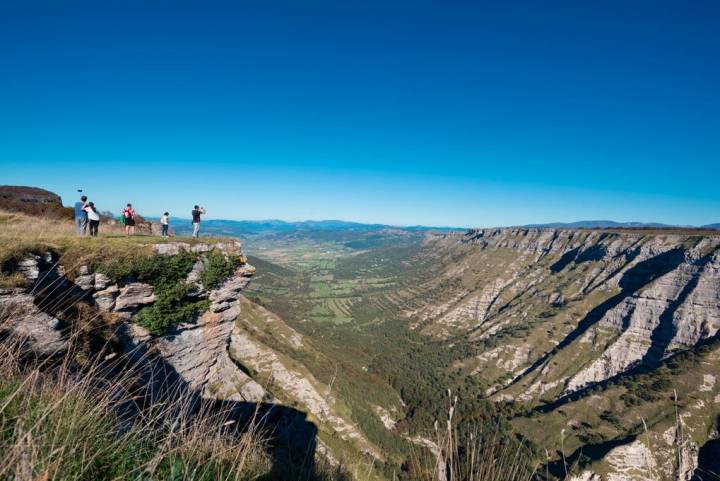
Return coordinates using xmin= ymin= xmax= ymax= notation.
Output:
xmin=416 ymin=229 xmax=720 ymax=394
xmin=0 ymin=185 xmax=71 ymax=218
xmin=0 ymin=238 xmax=377 ymax=470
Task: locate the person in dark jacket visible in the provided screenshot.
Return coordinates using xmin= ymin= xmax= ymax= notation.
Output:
xmin=74 ymin=195 xmax=88 ymax=236
xmin=191 ymin=205 xmax=206 ymax=238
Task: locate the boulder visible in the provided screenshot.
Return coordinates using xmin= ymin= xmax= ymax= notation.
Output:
xmin=0 ymin=292 xmax=67 ymax=356
xmin=17 ymin=255 xmax=40 ymax=282
xmin=114 ymin=282 xmax=155 ymax=312
xmin=154 ymin=242 xmax=191 ymax=256
xmin=75 ymin=273 xmax=95 ymax=291
xmin=238 ymin=264 xmax=256 ymax=277
xmin=93 ymin=284 xmax=120 ymax=311
xmin=94 ymin=273 xmax=111 ymax=290
xmin=185 ymin=260 xmax=207 ymax=298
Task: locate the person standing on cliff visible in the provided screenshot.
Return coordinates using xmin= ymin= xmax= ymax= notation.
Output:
xmin=123 ymin=203 xmax=136 ymax=236
xmin=74 ymin=195 xmax=88 ymax=236
xmin=191 ymin=205 xmax=206 ymax=238
xmin=160 ymin=212 xmax=170 ymax=237
xmin=85 ymin=202 xmax=101 ymax=237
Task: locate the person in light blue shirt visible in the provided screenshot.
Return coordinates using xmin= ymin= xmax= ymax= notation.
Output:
xmin=74 ymin=195 xmax=88 ymax=236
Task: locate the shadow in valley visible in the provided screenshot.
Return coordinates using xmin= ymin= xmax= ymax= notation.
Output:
xmin=30 ymin=254 xmax=99 ymax=320
xmin=692 ymin=416 xmax=720 ymax=480
xmin=549 ymin=242 xmax=608 ymax=274
xmin=509 ymin=248 xmax=687 ymax=387
xmin=539 ymin=434 xmax=637 ymax=480
xmin=112 ymin=324 xmax=330 ymax=481
xmin=640 ymin=253 xmax=713 ymax=368
xmin=530 ymin=333 xmax=720 ymax=416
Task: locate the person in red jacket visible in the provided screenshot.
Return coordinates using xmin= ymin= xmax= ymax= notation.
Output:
xmin=122 ymin=203 xmax=136 ymax=236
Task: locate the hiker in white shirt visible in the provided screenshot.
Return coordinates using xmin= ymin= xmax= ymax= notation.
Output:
xmin=84 ymin=202 xmax=101 ymax=237
xmin=160 ymin=212 xmax=170 ymax=237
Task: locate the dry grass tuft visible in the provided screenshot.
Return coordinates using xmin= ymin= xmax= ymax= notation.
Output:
xmin=0 ymin=329 xmax=272 ymax=481
xmin=403 ymin=391 xmax=537 ymax=481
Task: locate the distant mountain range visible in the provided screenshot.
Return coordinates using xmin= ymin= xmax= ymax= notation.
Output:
xmin=523 ymin=220 xmax=720 ymax=229
xmin=148 ymin=217 xmax=720 ymax=236
xmin=158 ymin=218 xmax=461 ymax=236
xmin=523 ymin=220 xmax=672 ymax=228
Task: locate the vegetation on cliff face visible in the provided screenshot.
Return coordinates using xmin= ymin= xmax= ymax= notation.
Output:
xmin=201 ymin=250 xmax=244 ymax=289
xmin=97 ymin=250 xmax=212 ymax=334
xmin=95 ymin=249 xmax=248 ymax=334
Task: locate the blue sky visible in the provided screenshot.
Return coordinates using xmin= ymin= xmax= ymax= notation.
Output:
xmin=1 ymin=1 xmax=719 ymax=227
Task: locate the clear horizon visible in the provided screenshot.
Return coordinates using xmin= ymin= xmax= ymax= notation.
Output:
xmin=57 ymin=207 xmax=720 ymax=229
xmin=2 ymin=1 xmax=719 ymax=227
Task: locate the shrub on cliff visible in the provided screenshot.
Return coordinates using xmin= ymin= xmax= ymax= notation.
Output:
xmin=201 ymin=250 xmax=241 ymax=289
xmin=98 ymin=251 xmax=211 ymax=334
xmin=136 ymin=283 xmax=210 ymax=334
xmin=97 ymin=250 xmax=196 ymax=286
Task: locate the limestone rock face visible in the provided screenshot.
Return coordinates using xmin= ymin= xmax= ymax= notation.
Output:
xmin=17 ymin=256 xmax=41 ymax=281
xmin=94 ymin=273 xmax=111 ymax=290
xmin=0 ymin=239 xmax=362 ymax=466
xmin=230 ymin=329 xmax=383 ymax=460
xmin=152 ymin=267 xmax=270 ymax=403
xmin=113 ymin=282 xmax=156 ymax=315
xmin=156 ymin=310 xmax=269 ymax=403
xmin=0 ymin=291 xmax=66 ymax=356
xmin=93 ymin=284 xmax=119 ymax=311
xmin=185 ymin=260 xmax=206 ymax=298
xmin=75 ymin=273 xmax=96 ymax=290
xmin=153 ymin=240 xmax=243 ymax=256
xmin=413 ymin=228 xmax=720 ymax=481
xmin=423 ymin=229 xmax=720 ymax=398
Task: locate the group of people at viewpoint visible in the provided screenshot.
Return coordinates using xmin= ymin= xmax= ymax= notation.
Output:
xmin=73 ymin=195 xmax=101 ymax=236
xmin=73 ymin=194 xmax=207 ymax=238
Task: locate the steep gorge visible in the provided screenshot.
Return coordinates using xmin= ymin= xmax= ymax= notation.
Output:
xmin=240 ymin=225 xmax=720 ymax=480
